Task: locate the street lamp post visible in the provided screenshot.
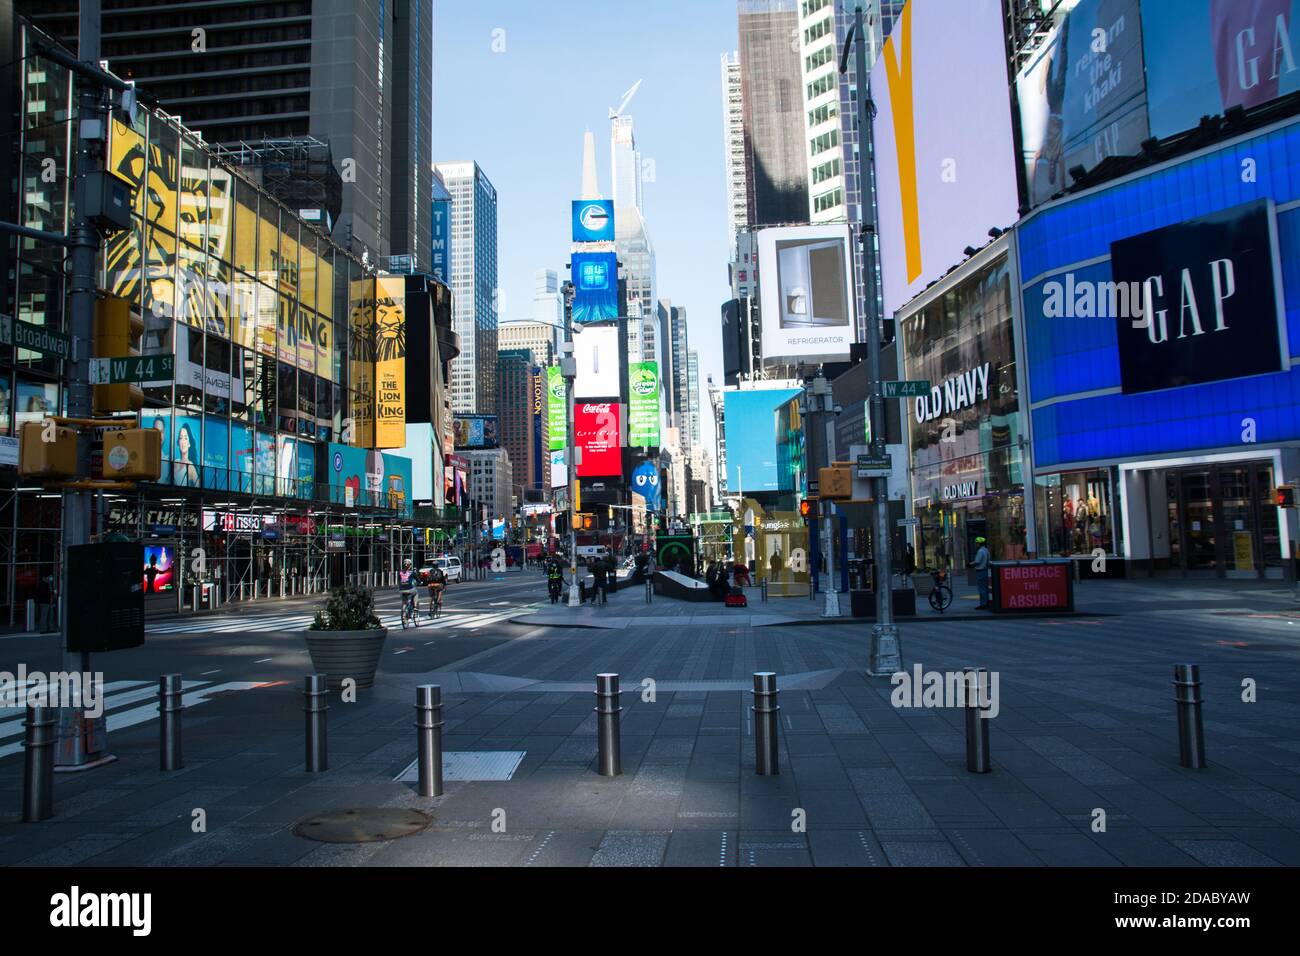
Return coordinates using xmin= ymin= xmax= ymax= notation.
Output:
xmin=844 ymin=0 xmax=902 ymax=674
xmin=561 ymin=281 xmax=580 ymax=606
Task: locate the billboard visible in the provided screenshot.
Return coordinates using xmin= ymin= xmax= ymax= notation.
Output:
xmin=547 ymin=365 xmax=566 ymax=451
xmin=1143 ymin=0 xmax=1300 ymax=140
xmin=872 ymin=0 xmax=1020 ymax=315
xmin=1017 ymin=0 xmax=1148 ymax=208
xmin=574 ymin=324 xmax=620 ymax=398
xmin=1109 ymin=199 xmax=1287 ymax=395
xmin=324 ymin=443 xmax=414 ymax=518
xmin=143 ymin=545 xmax=175 ymax=594
xmin=575 ymin=401 xmax=622 ymax=477
xmin=630 ymin=458 xmax=663 ymax=511
xmin=550 ymin=448 xmax=567 ymax=488
xmin=531 ymin=366 xmax=545 ymax=487
xmin=722 ymin=388 xmax=802 ymax=493
xmin=756 ymin=224 xmax=855 ymax=363
xmin=431 ymin=197 xmax=450 ymax=282
xmin=374 ymin=275 xmax=407 ymax=448
xmin=348 ymin=277 xmax=376 ymax=448
xmin=628 ymin=360 xmax=660 ymax=446
xmin=571 ymin=252 xmax=618 ymax=324
xmin=453 ymin=415 xmax=500 ymax=449
xmin=572 ymin=199 xmax=615 ymax=242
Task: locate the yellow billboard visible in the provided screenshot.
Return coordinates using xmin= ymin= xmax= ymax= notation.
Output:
xmin=348 ymin=277 xmax=376 ymax=448
xmin=374 ymin=275 xmax=407 ymax=448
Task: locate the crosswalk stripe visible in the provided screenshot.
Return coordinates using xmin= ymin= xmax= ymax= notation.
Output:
xmin=0 ymin=680 xmax=265 ymax=760
xmin=0 ymin=680 xmax=204 ymax=740
xmin=0 ymin=679 xmax=148 ymax=708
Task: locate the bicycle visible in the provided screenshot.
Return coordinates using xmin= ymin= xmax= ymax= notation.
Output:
xmin=926 ymin=567 xmax=954 ymax=613
xmin=427 ymin=586 xmax=444 ymax=620
xmin=400 ymin=591 xmax=420 ymax=628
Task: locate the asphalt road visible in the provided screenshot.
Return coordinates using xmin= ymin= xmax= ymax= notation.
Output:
xmin=0 ymin=570 xmax=551 ymax=687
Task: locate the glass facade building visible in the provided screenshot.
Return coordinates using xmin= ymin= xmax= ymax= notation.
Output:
xmin=0 ymin=24 xmax=430 ymax=626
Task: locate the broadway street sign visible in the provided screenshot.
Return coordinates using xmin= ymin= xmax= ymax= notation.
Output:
xmin=0 ymin=314 xmax=73 ymax=360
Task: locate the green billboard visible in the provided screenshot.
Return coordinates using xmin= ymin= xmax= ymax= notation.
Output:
xmin=628 ymin=360 xmax=660 ymax=447
xmin=547 ymin=365 xmax=566 ymax=451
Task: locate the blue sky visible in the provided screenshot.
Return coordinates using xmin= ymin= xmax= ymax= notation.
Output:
xmin=432 ymin=1 xmax=739 ymax=426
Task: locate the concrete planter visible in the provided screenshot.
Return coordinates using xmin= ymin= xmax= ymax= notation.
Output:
xmin=304 ymin=627 xmax=388 ymax=690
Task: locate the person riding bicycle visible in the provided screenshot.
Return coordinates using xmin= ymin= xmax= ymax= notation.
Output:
xmin=545 ymin=558 xmax=564 ymax=605
xmin=399 ymin=559 xmax=418 ymax=620
xmin=425 ymin=563 xmax=447 ymax=615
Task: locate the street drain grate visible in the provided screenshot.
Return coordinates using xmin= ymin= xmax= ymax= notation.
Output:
xmin=294 ymin=808 xmax=431 ymax=844
xmin=395 ymin=750 xmax=526 ymax=783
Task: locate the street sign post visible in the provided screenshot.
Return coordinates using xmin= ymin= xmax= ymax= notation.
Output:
xmin=882 ymin=380 xmax=930 ymax=399
xmin=88 ymin=355 xmax=174 ymax=384
xmin=856 ymin=453 xmax=892 ymax=479
xmin=0 ymin=314 xmax=73 ymax=360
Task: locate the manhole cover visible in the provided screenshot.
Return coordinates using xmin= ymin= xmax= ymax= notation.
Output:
xmin=294 ymin=808 xmax=431 ymax=844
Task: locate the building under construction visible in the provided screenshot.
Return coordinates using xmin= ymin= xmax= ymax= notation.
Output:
xmin=214 ymin=137 xmax=343 ymax=236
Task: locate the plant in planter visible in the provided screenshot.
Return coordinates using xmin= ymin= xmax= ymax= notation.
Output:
xmin=304 ymin=584 xmax=387 ymax=690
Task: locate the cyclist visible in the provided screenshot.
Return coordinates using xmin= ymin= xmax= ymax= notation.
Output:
xmin=425 ymin=562 xmax=447 ymax=617
xmin=546 ymin=557 xmax=564 ymax=604
xmin=399 ymin=559 xmax=418 ymax=623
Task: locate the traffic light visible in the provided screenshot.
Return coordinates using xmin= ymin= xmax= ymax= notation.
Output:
xmin=93 ymin=294 xmax=144 ymax=413
xmin=102 ymin=427 xmax=162 ymax=481
xmin=1278 ymin=485 xmax=1296 ymax=508
xmin=799 ymin=499 xmax=813 ymax=519
xmin=555 ymin=513 xmax=568 ymax=535
xmin=819 ymin=463 xmax=853 ymax=500
xmin=18 ymin=420 xmax=77 ymax=479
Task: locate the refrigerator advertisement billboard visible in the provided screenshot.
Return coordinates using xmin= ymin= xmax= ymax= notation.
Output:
xmin=756 ymin=225 xmax=855 ymax=364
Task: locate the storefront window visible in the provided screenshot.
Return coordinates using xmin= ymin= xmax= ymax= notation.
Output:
xmin=1036 ymin=468 xmax=1117 ymax=557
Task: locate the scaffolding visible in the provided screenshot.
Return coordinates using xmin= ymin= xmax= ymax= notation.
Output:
xmin=213 ymin=136 xmax=343 ymax=233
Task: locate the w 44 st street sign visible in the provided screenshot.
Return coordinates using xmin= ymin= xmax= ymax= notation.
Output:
xmin=882 ymin=380 xmax=930 ymax=398
xmin=88 ymin=355 xmax=174 ymax=384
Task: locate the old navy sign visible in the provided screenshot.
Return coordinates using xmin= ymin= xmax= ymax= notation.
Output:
xmin=914 ymin=362 xmax=991 ymax=424
xmin=1109 ymin=199 xmax=1288 ymax=395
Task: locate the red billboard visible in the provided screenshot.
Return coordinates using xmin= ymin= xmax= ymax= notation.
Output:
xmin=575 ymin=401 xmax=621 ymax=477
xmin=993 ymin=561 xmax=1073 ymax=612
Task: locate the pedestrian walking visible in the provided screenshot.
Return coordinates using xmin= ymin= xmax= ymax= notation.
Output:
xmin=592 ymin=557 xmax=609 ymax=605
xmin=971 ymin=536 xmax=991 ymax=609
xmin=36 ymin=574 xmax=54 ymax=633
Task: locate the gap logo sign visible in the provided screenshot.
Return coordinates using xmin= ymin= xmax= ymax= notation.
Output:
xmin=1109 ymin=199 xmax=1288 ymax=395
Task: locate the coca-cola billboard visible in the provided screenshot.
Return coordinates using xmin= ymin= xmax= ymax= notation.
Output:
xmin=575 ymin=402 xmax=622 ymax=478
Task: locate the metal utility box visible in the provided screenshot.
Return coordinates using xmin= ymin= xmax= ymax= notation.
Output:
xmin=102 ymin=427 xmax=162 ymax=480
xmin=83 ymin=170 xmax=134 ymax=233
xmin=18 ymin=420 xmax=78 ymax=478
xmin=66 ymin=541 xmax=145 ymax=652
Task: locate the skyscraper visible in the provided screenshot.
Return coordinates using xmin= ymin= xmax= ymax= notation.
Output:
xmin=434 ymin=161 xmax=499 ymax=416
xmin=720 ymin=51 xmax=749 ymax=246
xmin=658 ymin=300 xmax=691 ymax=451
xmin=20 ymin=0 xmax=435 ymax=271
xmin=686 ymin=349 xmax=701 ymax=451
xmin=736 ymin=0 xmax=809 ymax=226
xmin=609 ymin=117 xmax=658 ymax=367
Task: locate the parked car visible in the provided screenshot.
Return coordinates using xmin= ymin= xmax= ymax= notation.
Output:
xmin=424 ymin=555 xmax=462 ymax=583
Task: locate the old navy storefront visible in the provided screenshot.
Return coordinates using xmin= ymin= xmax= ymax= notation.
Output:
xmin=899 ymin=241 xmax=1033 ymax=571
xmin=1017 ymin=117 xmax=1300 ymax=579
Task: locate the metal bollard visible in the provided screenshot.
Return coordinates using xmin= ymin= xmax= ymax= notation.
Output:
xmin=762 ymin=579 xmax=768 ymax=602
xmin=963 ymin=667 xmax=992 ymax=773
xmin=415 ymin=685 xmax=444 ymax=797
xmin=192 ymin=583 xmax=201 ymax=611
xmin=303 ymin=674 xmax=329 ymax=772
xmin=1173 ymin=663 xmax=1207 ymax=769
xmin=25 ymin=598 xmax=36 ymax=632
xmin=22 ymin=705 xmax=55 ymax=822
xmin=644 ymin=579 xmax=652 ymax=604
xmin=159 ymin=674 xmax=183 ymax=771
xmin=752 ymin=672 xmax=780 ymax=775
xmin=595 ymin=673 xmax=622 ymax=776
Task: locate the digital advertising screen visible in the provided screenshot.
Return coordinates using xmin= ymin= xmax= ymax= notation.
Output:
xmin=722 ymin=388 xmax=802 ymax=492
xmin=756 ymin=225 xmax=855 ymax=364
xmin=142 ymin=544 xmax=175 ymax=594
xmin=628 ymin=360 xmax=660 ymax=446
xmin=872 ymin=0 xmax=1020 ymax=315
xmin=173 ymin=414 xmax=202 ymax=488
xmin=574 ymin=324 xmax=621 ymax=399
xmin=571 ymin=252 xmax=618 ymax=324
xmin=572 ymin=199 xmax=615 ymax=242
xmin=453 ymin=415 xmax=500 ymax=449
xmin=575 ymin=401 xmax=622 ymax=477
